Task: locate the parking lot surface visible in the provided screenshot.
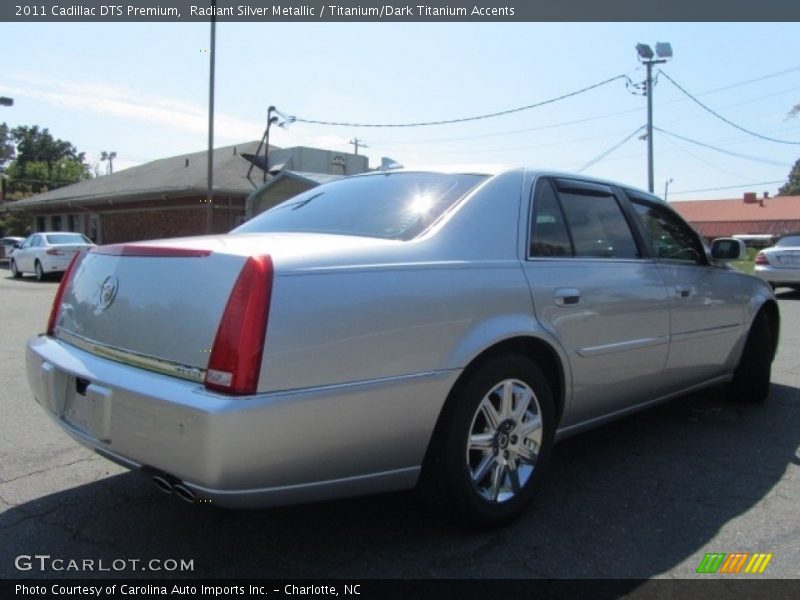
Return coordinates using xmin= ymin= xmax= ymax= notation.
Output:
xmin=1 ymin=268 xmax=798 ymax=580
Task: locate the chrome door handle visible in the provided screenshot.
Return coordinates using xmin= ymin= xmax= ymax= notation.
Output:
xmin=554 ymin=288 xmax=581 ymax=306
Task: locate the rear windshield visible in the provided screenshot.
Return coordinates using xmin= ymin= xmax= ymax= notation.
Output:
xmin=776 ymin=235 xmax=800 ymax=247
xmin=233 ymin=172 xmax=487 ymax=241
xmin=45 ymin=234 xmax=92 ymax=245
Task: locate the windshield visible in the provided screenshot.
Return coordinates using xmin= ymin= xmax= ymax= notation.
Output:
xmin=45 ymin=233 xmax=92 ymax=245
xmin=234 ymin=172 xmax=487 ymax=241
xmin=776 ymin=235 xmax=800 ymax=247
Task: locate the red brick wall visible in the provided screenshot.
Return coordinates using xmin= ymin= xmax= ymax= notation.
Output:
xmin=101 ymin=205 xmax=243 ymax=244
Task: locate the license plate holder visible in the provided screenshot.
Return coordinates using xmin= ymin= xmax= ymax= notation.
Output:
xmin=63 ymin=377 xmax=113 ymax=442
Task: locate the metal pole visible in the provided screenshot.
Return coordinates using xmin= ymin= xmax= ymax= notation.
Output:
xmin=646 ymin=61 xmax=654 ymax=193
xmin=205 ymin=10 xmax=216 ymax=234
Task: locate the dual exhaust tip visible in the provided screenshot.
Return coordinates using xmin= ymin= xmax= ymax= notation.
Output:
xmin=151 ymin=473 xmax=197 ymax=504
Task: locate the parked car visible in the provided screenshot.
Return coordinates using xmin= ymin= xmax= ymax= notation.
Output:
xmin=754 ymin=233 xmax=800 ymax=290
xmin=0 ymin=236 xmax=24 ymax=263
xmin=26 ymin=170 xmax=779 ymax=527
xmin=10 ymin=232 xmax=94 ymax=281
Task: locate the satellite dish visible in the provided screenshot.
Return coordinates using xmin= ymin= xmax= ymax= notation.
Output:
xmin=379 ymin=157 xmax=404 ymax=171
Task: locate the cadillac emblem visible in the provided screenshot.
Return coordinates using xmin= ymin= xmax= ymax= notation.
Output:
xmin=98 ymin=275 xmax=119 ymax=311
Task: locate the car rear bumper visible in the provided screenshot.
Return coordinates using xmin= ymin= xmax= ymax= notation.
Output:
xmin=26 ymin=334 xmax=457 ymax=508
xmin=754 ymin=265 xmax=800 ymax=286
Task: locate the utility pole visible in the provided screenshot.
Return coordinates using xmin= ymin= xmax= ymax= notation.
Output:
xmin=664 ymin=178 xmax=673 ymax=202
xmin=636 ymin=42 xmax=672 ymax=193
xmin=205 ymin=5 xmax=216 ymax=234
xmin=349 ymin=138 xmax=368 ymax=155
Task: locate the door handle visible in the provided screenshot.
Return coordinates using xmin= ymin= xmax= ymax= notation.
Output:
xmin=676 ymin=285 xmax=691 ymax=298
xmin=554 ymin=288 xmax=581 ymax=306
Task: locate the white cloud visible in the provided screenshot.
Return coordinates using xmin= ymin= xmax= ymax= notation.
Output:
xmin=0 ymin=74 xmax=262 ymax=141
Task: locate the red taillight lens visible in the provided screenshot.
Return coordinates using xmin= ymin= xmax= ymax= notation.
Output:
xmin=205 ymin=255 xmax=274 ymax=395
xmin=46 ymin=248 xmax=65 ymax=256
xmin=754 ymin=252 xmax=768 ymax=265
xmin=47 ymin=251 xmax=84 ymax=336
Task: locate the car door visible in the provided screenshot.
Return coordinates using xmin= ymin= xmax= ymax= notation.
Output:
xmin=16 ymin=235 xmax=38 ymax=272
xmin=626 ymin=192 xmax=748 ymax=391
xmin=522 ymin=177 xmax=671 ymax=427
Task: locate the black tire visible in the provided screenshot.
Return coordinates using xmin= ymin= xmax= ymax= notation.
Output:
xmin=417 ymin=354 xmax=555 ymax=528
xmin=10 ymin=259 xmax=22 ymax=278
xmin=731 ymin=311 xmax=773 ymax=403
xmin=34 ymin=260 xmax=45 ymax=282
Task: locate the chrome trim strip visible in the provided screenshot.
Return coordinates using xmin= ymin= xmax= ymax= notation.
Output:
xmin=671 ymin=324 xmax=741 ymax=343
xmin=576 ymin=335 xmax=669 ymax=357
xmin=55 ymin=330 xmax=206 ymax=383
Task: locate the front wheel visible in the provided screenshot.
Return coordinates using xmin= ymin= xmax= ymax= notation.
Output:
xmin=10 ymin=260 xmax=22 ymax=278
xmin=418 ymin=354 xmax=555 ymax=528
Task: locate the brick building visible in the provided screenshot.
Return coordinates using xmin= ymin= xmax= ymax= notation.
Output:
xmin=6 ymin=141 xmax=368 ymax=244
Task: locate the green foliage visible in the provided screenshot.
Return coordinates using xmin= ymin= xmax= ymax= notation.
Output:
xmin=778 ymin=158 xmax=800 ymax=196
xmin=3 ymin=124 xmax=91 ymax=198
xmin=0 ymin=122 xmax=15 ymax=167
xmin=0 ymin=209 xmax=31 ymax=237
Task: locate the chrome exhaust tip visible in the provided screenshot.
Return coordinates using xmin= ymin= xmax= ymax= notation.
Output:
xmin=173 ymin=484 xmax=197 ymax=504
xmin=152 ymin=474 xmax=174 ymax=495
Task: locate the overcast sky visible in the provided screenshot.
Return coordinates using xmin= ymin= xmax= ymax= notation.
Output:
xmin=2 ymin=21 xmax=799 ymax=199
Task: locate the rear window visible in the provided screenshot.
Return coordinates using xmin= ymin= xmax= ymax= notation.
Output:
xmin=776 ymin=235 xmax=800 ymax=247
xmin=45 ymin=234 xmax=92 ymax=245
xmin=234 ymin=172 xmax=487 ymax=241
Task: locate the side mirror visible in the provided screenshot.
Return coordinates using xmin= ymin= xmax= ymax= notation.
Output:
xmin=13 ymin=242 xmax=21 ymax=249
xmin=710 ymin=238 xmax=746 ymax=261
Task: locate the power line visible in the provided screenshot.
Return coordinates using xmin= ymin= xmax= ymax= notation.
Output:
xmin=660 ymin=135 xmax=750 ymax=181
xmin=577 ymin=126 xmax=645 ymax=173
xmin=286 ymin=74 xmax=630 ymax=128
xmin=654 ymin=127 xmax=792 ymax=167
xmin=658 ymin=70 xmax=800 ymax=145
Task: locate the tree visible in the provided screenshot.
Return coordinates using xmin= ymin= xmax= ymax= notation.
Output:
xmin=0 ymin=122 xmax=15 ymax=167
xmin=4 ymin=125 xmax=91 ymax=198
xmin=778 ymin=158 xmax=800 ymax=196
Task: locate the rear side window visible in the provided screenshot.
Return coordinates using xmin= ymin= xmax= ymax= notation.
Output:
xmin=776 ymin=235 xmax=800 ymax=247
xmin=530 ymin=180 xmax=572 ymax=257
xmin=529 ymin=178 xmax=639 ymax=259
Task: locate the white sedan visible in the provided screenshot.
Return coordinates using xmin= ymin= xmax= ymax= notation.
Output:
xmin=10 ymin=232 xmax=95 ymax=281
xmin=754 ymin=233 xmax=800 ymax=290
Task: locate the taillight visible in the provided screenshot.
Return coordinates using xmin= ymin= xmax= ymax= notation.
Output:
xmin=754 ymin=252 xmax=768 ymax=265
xmin=47 ymin=251 xmax=84 ymax=336
xmin=46 ymin=248 xmax=65 ymax=256
xmin=205 ymin=255 xmax=273 ymax=395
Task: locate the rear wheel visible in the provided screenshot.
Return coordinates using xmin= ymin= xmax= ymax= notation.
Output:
xmin=34 ymin=260 xmax=45 ymax=281
xmin=731 ymin=311 xmax=773 ymax=403
xmin=418 ymin=354 xmax=555 ymax=528
xmin=10 ymin=259 xmax=22 ymax=278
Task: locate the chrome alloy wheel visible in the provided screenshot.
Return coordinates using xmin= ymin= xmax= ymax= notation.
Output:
xmin=466 ymin=378 xmax=543 ymax=503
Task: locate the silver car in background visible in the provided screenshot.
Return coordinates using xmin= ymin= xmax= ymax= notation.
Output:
xmin=26 ymin=169 xmax=779 ymax=527
xmin=754 ymin=233 xmax=800 ymax=290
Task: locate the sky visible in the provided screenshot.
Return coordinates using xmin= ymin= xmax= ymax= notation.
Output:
xmin=1 ymin=21 xmax=799 ymax=200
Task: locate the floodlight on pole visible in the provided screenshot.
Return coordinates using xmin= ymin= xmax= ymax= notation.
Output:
xmin=636 ymin=41 xmax=672 ymax=193
xmin=0 ymin=97 xmax=13 ymax=107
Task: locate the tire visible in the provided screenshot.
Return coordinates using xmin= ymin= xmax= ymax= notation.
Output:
xmin=731 ymin=311 xmax=773 ymax=403
xmin=34 ymin=260 xmax=45 ymax=282
xmin=10 ymin=260 xmax=22 ymax=278
xmin=418 ymin=354 xmax=555 ymax=528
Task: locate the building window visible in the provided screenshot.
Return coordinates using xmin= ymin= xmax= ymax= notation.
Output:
xmin=51 ymin=215 xmax=63 ymax=231
xmin=36 ymin=216 xmax=46 ymax=232
xmin=68 ymin=214 xmax=82 ymax=233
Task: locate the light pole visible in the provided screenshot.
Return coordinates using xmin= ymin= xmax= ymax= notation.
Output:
xmin=205 ymin=7 xmax=216 ymax=234
xmin=636 ymin=42 xmax=672 ymax=193
xmin=664 ymin=178 xmax=673 ymax=202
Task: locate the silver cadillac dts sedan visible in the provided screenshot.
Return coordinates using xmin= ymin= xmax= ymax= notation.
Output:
xmin=27 ymin=169 xmax=779 ymax=527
